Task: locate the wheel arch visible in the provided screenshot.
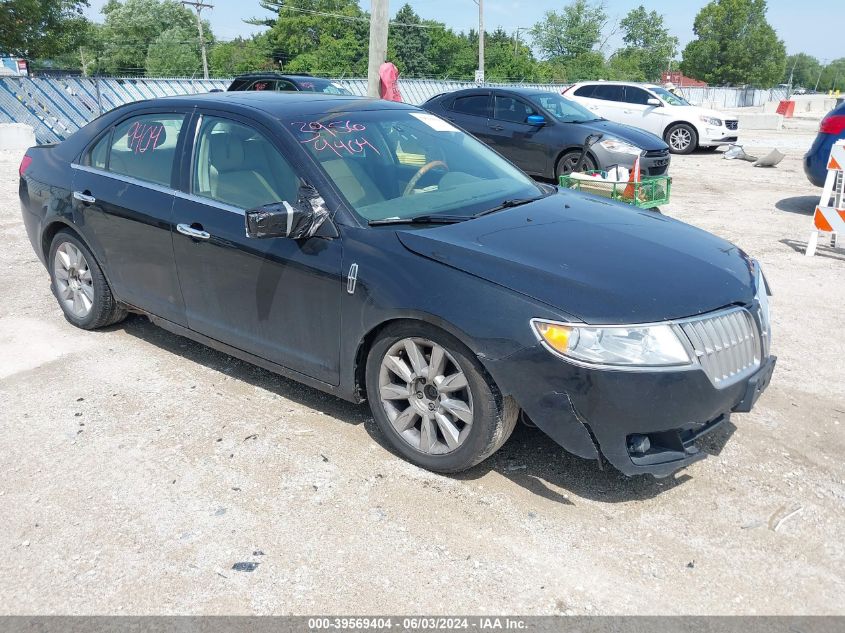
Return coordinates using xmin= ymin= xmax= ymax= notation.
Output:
xmin=352 ymin=314 xmax=493 ymax=403
xmin=554 ymin=146 xmax=598 ymax=176
xmin=40 ymin=220 xmax=118 ymax=294
xmin=663 ymin=120 xmax=698 ymax=138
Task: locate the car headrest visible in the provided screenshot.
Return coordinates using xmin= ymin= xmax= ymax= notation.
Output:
xmin=209 ymin=132 xmax=245 ymax=172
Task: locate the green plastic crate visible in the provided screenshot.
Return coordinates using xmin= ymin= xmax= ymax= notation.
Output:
xmin=559 ymin=170 xmax=671 ymax=209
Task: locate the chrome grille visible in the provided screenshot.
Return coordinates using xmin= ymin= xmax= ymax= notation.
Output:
xmin=679 ymin=308 xmax=761 ymax=387
xmin=725 ymin=120 xmax=739 ymax=130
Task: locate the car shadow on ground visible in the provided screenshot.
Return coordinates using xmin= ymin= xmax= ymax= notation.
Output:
xmin=775 ymin=195 xmax=818 ymax=215
xmin=118 ymin=313 xmax=722 ymax=505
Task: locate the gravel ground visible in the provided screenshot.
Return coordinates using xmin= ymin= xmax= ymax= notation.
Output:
xmin=1 ymin=118 xmax=843 ymax=615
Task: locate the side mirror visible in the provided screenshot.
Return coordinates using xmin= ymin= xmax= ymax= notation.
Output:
xmin=245 ymin=189 xmax=330 ymax=239
xmin=647 ymin=98 xmax=662 ymax=106
xmin=526 ymin=114 xmax=546 ymax=126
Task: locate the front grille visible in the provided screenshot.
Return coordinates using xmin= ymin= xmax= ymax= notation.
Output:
xmin=644 ymin=149 xmax=670 ymax=158
xmin=725 ymin=120 xmax=739 ymax=130
xmin=679 ymin=308 xmax=761 ymax=388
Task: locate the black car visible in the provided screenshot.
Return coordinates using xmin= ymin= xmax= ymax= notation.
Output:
xmin=423 ymin=88 xmax=671 ymax=180
xmin=228 ymin=72 xmax=352 ymax=95
xmin=19 ymin=92 xmax=775 ymax=477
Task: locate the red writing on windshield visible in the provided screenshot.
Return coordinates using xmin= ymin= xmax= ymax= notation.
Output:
xmin=291 ymin=120 xmax=381 ymax=157
xmin=127 ymin=122 xmax=164 ymax=154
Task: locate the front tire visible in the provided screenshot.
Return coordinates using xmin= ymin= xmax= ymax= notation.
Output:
xmin=556 ymin=151 xmax=596 ymax=179
xmin=48 ymin=230 xmax=127 ymax=330
xmin=366 ymin=322 xmax=518 ymax=473
xmin=664 ymin=123 xmax=698 ymax=154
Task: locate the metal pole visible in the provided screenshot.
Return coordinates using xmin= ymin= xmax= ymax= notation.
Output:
xmin=367 ymin=0 xmax=389 ymax=97
xmin=478 ymin=0 xmax=484 ymax=83
xmin=182 ymin=1 xmax=212 ymax=80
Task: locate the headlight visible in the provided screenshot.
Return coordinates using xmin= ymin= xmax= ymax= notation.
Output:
xmin=531 ymin=319 xmax=693 ymax=368
xmin=699 ymin=115 xmax=723 ymax=127
xmin=598 ymin=138 xmax=641 ymax=155
xmin=754 ymin=261 xmax=772 ymax=354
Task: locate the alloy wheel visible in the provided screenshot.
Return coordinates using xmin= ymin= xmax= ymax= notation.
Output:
xmin=669 ymin=127 xmax=692 ymax=152
xmin=53 ymin=242 xmax=94 ymax=318
xmin=378 ymin=337 xmax=474 ymax=455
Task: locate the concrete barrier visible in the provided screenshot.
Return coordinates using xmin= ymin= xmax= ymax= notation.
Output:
xmin=737 ymin=113 xmax=783 ymax=130
xmin=0 ymin=123 xmax=35 ymax=151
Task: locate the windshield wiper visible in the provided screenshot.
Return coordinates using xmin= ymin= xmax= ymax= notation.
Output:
xmin=368 ymin=214 xmax=469 ymax=226
xmin=472 ymin=195 xmax=545 ymax=218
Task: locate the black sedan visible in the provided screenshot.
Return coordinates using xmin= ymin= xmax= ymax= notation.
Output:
xmin=423 ymin=88 xmax=671 ymax=180
xmin=19 ymin=92 xmax=775 ymax=477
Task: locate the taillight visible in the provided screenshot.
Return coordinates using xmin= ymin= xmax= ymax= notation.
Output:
xmin=18 ymin=155 xmax=32 ymax=178
xmin=820 ymin=114 xmax=845 ymax=135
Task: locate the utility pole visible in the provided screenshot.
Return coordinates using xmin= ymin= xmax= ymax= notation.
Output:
xmin=182 ymin=0 xmax=212 ymax=80
xmin=477 ymin=0 xmax=484 ymax=83
xmin=367 ymin=0 xmax=389 ymax=97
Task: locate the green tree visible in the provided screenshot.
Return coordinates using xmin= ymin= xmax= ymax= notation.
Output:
xmin=783 ymin=53 xmax=822 ymax=89
xmin=616 ymin=5 xmax=677 ymax=81
xmin=529 ymin=0 xmax=608 ymax=81
xmin=819 ymin=58 xmax=845 ymax=92
xmin=145 ymin=26 xmax=201 ymax=76
xmin=0 ymin=0 xmax=90 ymax=61
xmin=680 ymin=0 xmax=786 ymax=86
xmin=484 ymin=28 xmax=539 ymax=82
xmin=530 ymin=0 xmax=607 ymax=62
xmin=389 ymin=4 xmax=432 ymax=77
xmin=425 ymin=26 xmax=475 ymax=79
xmin=208 ymin=36 xmax=274 ymax=76
xmin=95 ymin=0 xmax=207 ymax=75
xmin=257 ymin=0 xmax=368 ymax=71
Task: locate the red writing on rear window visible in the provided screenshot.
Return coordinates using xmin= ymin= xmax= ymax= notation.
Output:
xmin=127 ymin=122 xmax=164 ymax=154
xmin=291 ymin=120 xmax=380 ymax=158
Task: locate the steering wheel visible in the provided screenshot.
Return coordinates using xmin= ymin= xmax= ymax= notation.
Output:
xmin=403 ymin=160 xmax=449 ymax=196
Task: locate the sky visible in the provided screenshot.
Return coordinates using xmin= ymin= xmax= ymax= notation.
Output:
xmin=83 ymin=0 xmax=843 ymax=62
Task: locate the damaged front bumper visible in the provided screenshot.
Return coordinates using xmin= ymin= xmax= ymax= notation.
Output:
xmin=487 ymin=345 xmax=776 ymax=478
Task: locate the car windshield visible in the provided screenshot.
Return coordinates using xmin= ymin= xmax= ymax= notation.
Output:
xmin=296 ymin=79 xmax=352 ymax=95
xmin=532 ymin=92 xmax=601 ymax=122
xmin=286 ymin=110 xmax=543 ymax=222
xmin=651 ymin=87 xmax=691 ymax=106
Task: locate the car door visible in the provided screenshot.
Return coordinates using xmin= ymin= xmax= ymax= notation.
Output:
xmin=486 ymin=93 xmax=548 ymax=175
xmin=620 ymin=86 xmax=665 ymax=136
xmin=72 ymin=110 xmax=188 ymax=325
xmin=576 ymin=84 xmax=627 ymax=122
xmin=443 ymin=92 xmax=492 ymax=140
xmin=171 ymin=113 xmax=343 ymax=385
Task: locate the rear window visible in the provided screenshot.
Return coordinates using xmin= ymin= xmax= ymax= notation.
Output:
xmin=450 ymin=95 xmax=490 ymax=117
xmin=107 ymin=113 xmax=185 ymax=187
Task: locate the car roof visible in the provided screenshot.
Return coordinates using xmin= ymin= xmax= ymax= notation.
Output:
xmin=232 ymin=72 xmax=315 ymax=80
xmin=572 ymin=81 xmax=660 ymax=89
xmin=154 ymin=90 xmax=415 ymax=117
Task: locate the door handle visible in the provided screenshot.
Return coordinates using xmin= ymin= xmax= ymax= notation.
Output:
xmin=176 ymin=223 xmax=211 ymax=240
xmin=73 ymin=191 xmax=96 ymax=204
xmin=489 ymin=124 xmax=504 ymax=131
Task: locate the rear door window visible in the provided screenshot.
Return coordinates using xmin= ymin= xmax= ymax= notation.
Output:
xmin=450 ymin=94 xmax=491 ymax=117
xmin=591 ymin=85 xmax=625 ymax=102
xmin=108 ymin=113 xmax=185 ymax=187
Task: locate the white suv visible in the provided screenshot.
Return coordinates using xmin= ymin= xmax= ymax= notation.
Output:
xmin=565 ymin=82 xmax=738 ymax=154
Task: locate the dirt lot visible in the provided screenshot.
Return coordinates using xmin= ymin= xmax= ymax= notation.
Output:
xmin=1 ymin=119 xmax=843 ymax=615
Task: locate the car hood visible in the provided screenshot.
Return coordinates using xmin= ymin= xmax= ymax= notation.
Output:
xmin=683 ymin=104 xmax=730 ymax=122
xmin=575 ymin=119 xmax=667 ymax=151
xmin=396 ymin=193 xmax=755 ymax=324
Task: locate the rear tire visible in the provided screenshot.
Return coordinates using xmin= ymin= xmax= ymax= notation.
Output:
xmin=48 ymin=230 xmax=127 ymax=330
xmin=556 ymin=151 xmax=597 ymax=179
xmin=664 ymin=123 xmax=698 ymax=154
xmin=366 ymin=322 xmax=518 ymax=473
